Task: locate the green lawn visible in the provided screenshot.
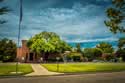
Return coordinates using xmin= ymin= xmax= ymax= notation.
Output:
xmin=0 ymin=63 xmax=33 ymax=76
xmin=42 ymin=63 xmax=125 ymax=73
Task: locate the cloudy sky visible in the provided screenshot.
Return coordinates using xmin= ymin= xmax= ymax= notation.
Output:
xmin=0 ymin=0 xmax=125 ymax=43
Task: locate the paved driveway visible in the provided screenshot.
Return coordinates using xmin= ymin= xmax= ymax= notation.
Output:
xmin=1 ymin=71 xmax=125 ymax=83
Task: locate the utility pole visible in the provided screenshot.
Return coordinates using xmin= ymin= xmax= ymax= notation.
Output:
xmin=16 ymin=0 xmax=23 ymax=74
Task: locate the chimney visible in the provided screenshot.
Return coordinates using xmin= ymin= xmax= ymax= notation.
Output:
xmin=22 ymin=40 xmax=27 ymax=47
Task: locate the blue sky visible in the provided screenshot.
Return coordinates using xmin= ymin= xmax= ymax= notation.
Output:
xmin=0 ymin=0 xmax=125 ymax=43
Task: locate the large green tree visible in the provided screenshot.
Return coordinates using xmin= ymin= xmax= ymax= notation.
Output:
xmin=83 ymin=48 xmax=102 ymax=61
xmin=0 ymin=38 xmax=17 ymax=62
xmin=118 ymin=37 xmax=125 ymax=49
xmin=27 ymin=31 xmax=71 ymax=61
xmin=0 ymin=0 xmax=9 ymax=24
xmin=116 ymin=38 xmax=125 ymax=61
xmin=96 ymin=42 xmax=114 ymax=54
xmin=105 ymin=0 xmax=125 ymax=33
xmin=116 ymin=48 xmax=125 ymax=61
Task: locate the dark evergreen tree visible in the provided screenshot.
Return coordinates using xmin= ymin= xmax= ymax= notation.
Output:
xmin=76 ymin=43 xmax=81 ymax=52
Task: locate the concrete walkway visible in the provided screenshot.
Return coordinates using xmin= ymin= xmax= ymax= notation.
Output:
xmin=25 ymin=64 xmax=63 ymax=76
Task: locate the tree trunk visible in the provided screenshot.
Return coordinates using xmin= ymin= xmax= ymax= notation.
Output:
xmin=42 ymin=52 xmax=49 ymax=63
xmin=45 ymin=52 xmax=49 ymax=62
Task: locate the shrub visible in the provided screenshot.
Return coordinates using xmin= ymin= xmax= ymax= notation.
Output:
xmin=66 ymin=52 xmax=83 ymax=62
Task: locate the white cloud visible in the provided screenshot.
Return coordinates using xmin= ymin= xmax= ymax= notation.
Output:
xmin=0 ymin=2 xmax=124 ymax=43
xmin=66 ymin=37 xmax=118 ymax=43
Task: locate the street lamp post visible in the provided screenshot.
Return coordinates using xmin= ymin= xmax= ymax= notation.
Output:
xmin=56 ymin=57 xmax=60 ymax=72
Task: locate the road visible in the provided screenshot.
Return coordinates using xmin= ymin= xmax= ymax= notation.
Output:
xmin=0 ymin=72 xmax=125 ymax=83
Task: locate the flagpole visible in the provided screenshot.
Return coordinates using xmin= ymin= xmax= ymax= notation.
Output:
xmin=16 ymin=0 xmax=23 ymax=74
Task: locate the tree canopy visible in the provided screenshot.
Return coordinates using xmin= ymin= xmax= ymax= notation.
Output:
xmin=96 ymin=42 xmax=114 ymax=54
xmin=83 ymin=48 xmax=102 ymax=61
xmin=118 ymin=37 xmax=125 ymax=49
xmin=116 ymin=37 xmax=125 ymax=61
xmin=27 ymin=31 xmax=71 ymax=54
xmin=105 ymin=0 xmax=125 ymax=34
xmin=0 ymin=38 xmax=16 ymax=62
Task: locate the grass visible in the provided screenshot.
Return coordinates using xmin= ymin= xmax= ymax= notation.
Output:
xmin=42 ymin=62 xmax=125 ymax=73
xmin=0 ymin=63 xmax=33 ymax=76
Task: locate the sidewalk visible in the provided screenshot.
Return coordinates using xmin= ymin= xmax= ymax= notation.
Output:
xmin=25 ymin=64 xmax=63 ymax=76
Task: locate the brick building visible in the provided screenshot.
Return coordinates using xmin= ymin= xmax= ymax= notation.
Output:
xmin=17 ymin=40 xmax=40 ymax=63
